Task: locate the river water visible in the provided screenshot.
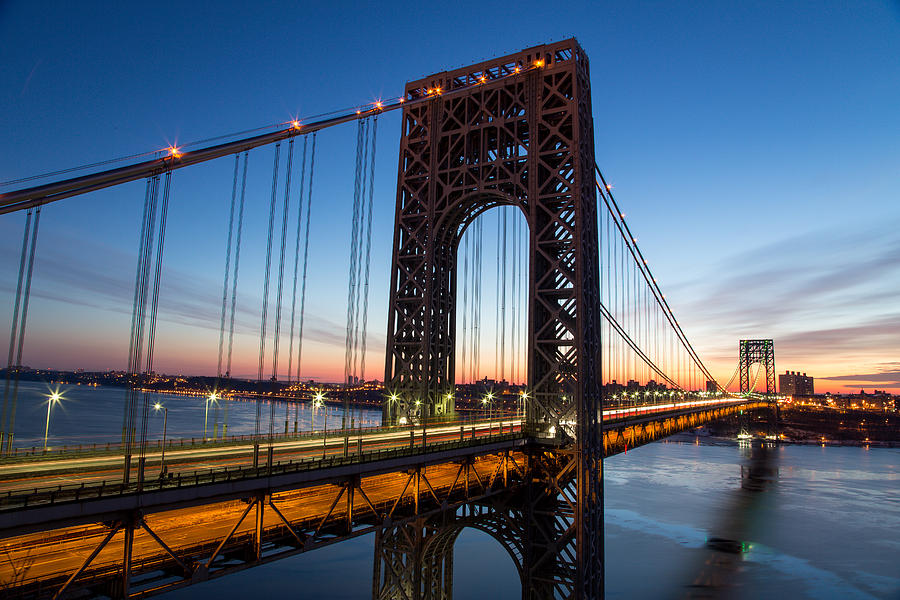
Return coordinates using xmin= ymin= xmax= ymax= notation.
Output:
xmin=5 ymin=382 xmax=899 ymax=598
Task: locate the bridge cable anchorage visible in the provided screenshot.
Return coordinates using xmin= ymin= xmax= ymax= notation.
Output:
xmin=257 ymin=142 xmax=281 ymax=449
xmin=287 ymin=136 xmax=309 ymax=386
xmin=295 ymin=134 xmax=317 ymax=383
xmin=223 ymin=151 xmax=250 ymax=436
xmin=1 ymin=206 xmax=40 ymax=453
xmin=0 ymin=209 xmax=32 ymax=452
xmin=140 ymin=170 xmax=172 ymax=466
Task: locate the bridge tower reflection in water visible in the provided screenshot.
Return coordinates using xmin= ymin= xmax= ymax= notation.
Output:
xmin=380 ymin=39 xmax=602 ymax=599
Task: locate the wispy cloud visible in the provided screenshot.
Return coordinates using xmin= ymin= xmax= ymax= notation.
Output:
xmin=673 ymin=218 xmax=900 ymax=382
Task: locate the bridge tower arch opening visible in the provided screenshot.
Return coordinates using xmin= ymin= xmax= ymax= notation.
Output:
xmin=739 ymin=339 xmax=776 ymax=395
xmin=383 ymin=38 xmax=603 ymax=599
xmin=453 ymin=202 xmax=530 ymax=389
xmin=374 ymin=506 xmax=526 ymax=600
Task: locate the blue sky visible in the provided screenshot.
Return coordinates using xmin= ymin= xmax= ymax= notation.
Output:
xmin=1 ymin=1 xmax=898 ymax=390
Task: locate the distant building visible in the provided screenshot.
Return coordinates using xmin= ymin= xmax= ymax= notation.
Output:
xmin=779 ymin=371 xmax=814 ymax=396
xmin=706 ymin=380 xmax=718 ymax=394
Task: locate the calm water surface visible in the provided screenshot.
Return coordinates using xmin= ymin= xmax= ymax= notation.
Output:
xmin=5 ymin=382 xmax=898 ymax=598
xmin=4 ymin=381 xmax=380 ymax=448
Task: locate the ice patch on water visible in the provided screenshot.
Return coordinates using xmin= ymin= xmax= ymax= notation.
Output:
xmin=745 ymin=542 xmax=895 ymax=599
xmin=605 ymin=508 xmax=706 ymax=548
xmin=606 ymin=509 xmax=899 ymax=599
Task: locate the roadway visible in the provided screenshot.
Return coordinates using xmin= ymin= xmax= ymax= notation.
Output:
xmin=0 ymin=397 xmax=746 ymax=499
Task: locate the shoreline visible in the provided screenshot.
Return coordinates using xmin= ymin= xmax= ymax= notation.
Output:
xmin=664 ymin=430 xmax=899 ymax=449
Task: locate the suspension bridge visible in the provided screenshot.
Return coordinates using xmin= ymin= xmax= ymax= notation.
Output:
xmin=0 ymin=39 xmax=776 ymax=599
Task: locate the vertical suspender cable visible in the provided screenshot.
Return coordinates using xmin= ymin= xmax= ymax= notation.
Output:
xmin=510 ymin=209 xmax=517 ymax=384
xmin=257 ymin=143 xmax=281 ymax=451
xmin=2 ymin=207 xmax=39 ymax=453
xmin=287 ymin=137 xmax=309 ymax=385
xmin=122 ymin=178 xmax=152 ymax=445
xmin=217 ymin=155 xmax=241 ymax=382
xmin=359 ymin=116 xmax=378 ymax=383
xmin=460 ymin=226 xmax=470 ymax=384
xmin=495 ymin=213 xmax=501 ymax=380
xmin=213 ymin=154 xmax=239 ymax=439
xmin=1 ymin=209 xmax=32 ymax=452
xmin=296 ymin=134 xmax=317 ymax=382
xmin=352 ymin=120 xmax=369 ymax=387
xmin=472 ymin=217 xmax=483 ymax=382
xmin=224 ymin=151 xmax=249 ymax=436
xmin=345 ymin=120 xmax=365 ymax=389
xmin=124 ymin=174 xmax=159 ymax=479
xmin=6 ymin=206 xmax=41 ymax=453
xmin=270 ymin=139 xmax=294 ymax=446
xmin=272 ymin=139 xmax=295 ymax=382
xmin=140 ymin=170 xmax=172 ymax=463
xmin=500 ymin=207 xmax=507 ymax=383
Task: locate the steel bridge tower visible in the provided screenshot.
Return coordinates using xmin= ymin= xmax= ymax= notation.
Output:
xmin=382 ymin=39 xmax=603 ymax=598
xmin=739 ymin=339 xmax=775 ymax=395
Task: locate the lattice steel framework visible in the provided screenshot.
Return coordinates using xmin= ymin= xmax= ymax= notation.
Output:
xmin=383 ymin=38 xmax=602 ymax=599
xmin=739 ymin=339 xmax=776 ymax=394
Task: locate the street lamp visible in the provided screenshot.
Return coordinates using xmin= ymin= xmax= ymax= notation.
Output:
xmin=204 ymin=392 xmax=218 ymax=441
xmin=519 ymin=390 xmax=529 ymax=423
xmin=154 ymin=402 xmax=168 ymax=477
xmin=43 ymin=391 xmax=62 ymax=451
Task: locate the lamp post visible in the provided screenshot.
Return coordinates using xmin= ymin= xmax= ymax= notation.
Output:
xmin=154 ymin=402 xmax=168 ymax=477
xmin=519 ymin=390 xmax=528 ymax=432
xmin=414 ymin=399 xmax=423 ymax=448
xmin=314 ymin=392 xmax=326 ymax=459
xmin=388 ymin=393 xmax=400 ymax=427
xmin=43 ymin=392 xmax=62 ymax=451
xmin=204 ymin=392 xmax=218 ymax=442
xmin=483 ymin=391 xmax=495 ymax=437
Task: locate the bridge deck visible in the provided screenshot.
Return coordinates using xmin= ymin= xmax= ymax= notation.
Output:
xmin=0 ymin=399 xmax=768 ymax=598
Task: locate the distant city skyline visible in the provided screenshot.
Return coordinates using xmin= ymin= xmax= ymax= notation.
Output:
xmin=1 ymin=2 xmax=898 ymax=393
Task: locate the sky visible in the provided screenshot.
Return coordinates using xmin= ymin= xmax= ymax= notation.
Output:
xmin=0 ymin=1 xmax=898 ymax=392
